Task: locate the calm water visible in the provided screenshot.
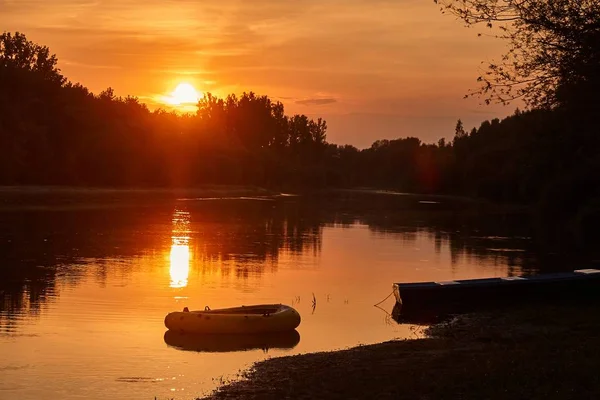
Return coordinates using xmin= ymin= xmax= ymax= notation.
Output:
xmin=0 ymin=189 xmax=583 ymax=399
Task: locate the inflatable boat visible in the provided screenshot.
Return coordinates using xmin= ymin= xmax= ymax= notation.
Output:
xmin=164 ymin=304 xmax=301 ymax=334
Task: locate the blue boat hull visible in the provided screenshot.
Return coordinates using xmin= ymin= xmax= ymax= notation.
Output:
xmin=392 ymin=269 xmax=600 ymax=323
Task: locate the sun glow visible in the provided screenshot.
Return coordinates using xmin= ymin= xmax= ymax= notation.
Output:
xmin=169 ymin=209 xmax=191 ymax=289
xmin=166 ymin=83 xmax=201 ymax=106
xmin=170 ymin=243 xmax=190 ymax=289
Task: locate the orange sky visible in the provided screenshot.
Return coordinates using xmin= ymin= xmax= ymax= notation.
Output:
xmin=0 ymin=0 xmax=518 ymax=148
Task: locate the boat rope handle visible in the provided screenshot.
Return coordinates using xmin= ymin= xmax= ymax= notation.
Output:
xmin=205 ymin=306 xmax=211 ymax=311
xmin=373 ymin=290 xmax=394 ymax=307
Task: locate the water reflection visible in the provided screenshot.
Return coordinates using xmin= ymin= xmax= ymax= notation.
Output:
xmin=2 ymin=191 xmax=599 ymax=400
xmin=169 ymin=209 xmax=191 ymax=288
xmin=169 ymin=244 xmax=190 ymax=288
xmin=1 ymin=191 xmax=595 ymax=325
xmin=163 ymin=330 xmax=301 ymax=353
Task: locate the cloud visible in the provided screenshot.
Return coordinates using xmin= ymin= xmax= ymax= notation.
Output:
xmin=61 ymin=60 xmax=122 ymax=70
xmin=295 ymin=98 xmax=337 ymax=106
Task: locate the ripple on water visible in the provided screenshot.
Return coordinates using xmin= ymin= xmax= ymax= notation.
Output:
xmin=177 ymin=196 xmax=275 ymax=202
xmin=0 ymin=314 xmax=31 ymax=334
xmin=0 ymin=364 xmax=32 ymax=371
xmin=0 ymin=333 xmax=40 ymax=338
xmin=115 ymin=377 xmax=165 ymax=383
xmin=486 ymin=248 xmax=526 ymax=253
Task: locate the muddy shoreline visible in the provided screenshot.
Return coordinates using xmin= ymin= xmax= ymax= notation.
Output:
xmin=201 ymin=303 xmax=600 ymax=400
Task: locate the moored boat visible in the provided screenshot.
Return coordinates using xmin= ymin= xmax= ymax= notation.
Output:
xmin=394 ymin=269 xmax=600 ymax=306
xmin=164 ymin=304 xmax=301 ymax=334
xmin=392 ymin=269 xmax=600 ymax=322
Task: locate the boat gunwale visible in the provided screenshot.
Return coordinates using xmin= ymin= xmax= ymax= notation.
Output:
xmin=394 ymin=269 xmax=600 ymax=291
xmin=180 ymin=304 xmax=288 ymax=316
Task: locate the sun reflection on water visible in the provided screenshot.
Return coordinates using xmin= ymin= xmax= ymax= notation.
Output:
xmin=169 ymin=209 xmax=191 ymax=288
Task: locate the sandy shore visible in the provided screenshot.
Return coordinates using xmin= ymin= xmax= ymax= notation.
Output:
xmin=201 ymin=303 xmax=600 ymax=400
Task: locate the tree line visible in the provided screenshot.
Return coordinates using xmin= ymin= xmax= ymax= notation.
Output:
xmin=0 ymin=32 xmax=330 ymax=188
xmin=0 ymin=32 xmax=453 ymax=191
xmin=1 ymin=11 xmax=599 ymax=239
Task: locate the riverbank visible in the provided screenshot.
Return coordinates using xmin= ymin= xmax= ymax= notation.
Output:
xmin=0 ymin=185 xmax=278 ymax=211
xmin=0 ymin=184 xmax=274 ymax=196
xmin=203 ymin=303 xmax=600 ymax=400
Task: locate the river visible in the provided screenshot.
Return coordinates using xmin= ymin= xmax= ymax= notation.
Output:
xmin=0 ymin=188 xmax=583 ymax=399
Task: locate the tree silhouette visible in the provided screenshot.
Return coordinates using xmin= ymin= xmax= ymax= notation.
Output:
xmin=0 ymin=31 xmax=65 ymax=85
xmin=1 ymin=30 xmax=599 ymax=247
xmin=436 ymin=0 xmax=600 ymax=110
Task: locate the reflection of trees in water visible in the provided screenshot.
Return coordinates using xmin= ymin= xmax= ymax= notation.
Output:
xmin=314 ymin=192 xmax=596 ymax=275
xmin=0 ymin=212 xmax=84 ymax=331
xmin=0 ymin=267 xmax=58 ymax=333
xmin=0 ymin=200 xmax=324 ymax=323
xmin=187 ymin=201 xmax=323 ymax=264
xmin=0 ymin=192 xmax=586 ymax=326
xmin=0 ymin=208 xmax=161 ymax=328
xmin=363 ymin=213 xmax=535 ymax=275
xmin=309 ymin=193 xmax=542 ymax=275
xmin=359 ymin=209 xmax=575 ymax=275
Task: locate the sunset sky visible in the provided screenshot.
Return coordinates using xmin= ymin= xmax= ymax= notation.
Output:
xmin=0 ymin=0 xmax=518 ymax=148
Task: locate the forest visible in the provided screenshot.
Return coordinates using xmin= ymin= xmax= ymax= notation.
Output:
xmin=1 ymin=0 xmax=600 ymax=243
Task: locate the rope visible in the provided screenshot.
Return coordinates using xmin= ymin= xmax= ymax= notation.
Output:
xmin=373 ymin=290 xmax=395 ymax=307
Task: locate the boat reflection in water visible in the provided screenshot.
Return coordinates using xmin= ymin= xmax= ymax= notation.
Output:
xmin=164 ymin=330 xmax=301 ymax=353
xmin=169 ymin=209 xmax=191 ymax=288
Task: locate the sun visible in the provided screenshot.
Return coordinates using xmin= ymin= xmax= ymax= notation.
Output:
xmin=167 ymin=83 xmax=201 ymax=105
